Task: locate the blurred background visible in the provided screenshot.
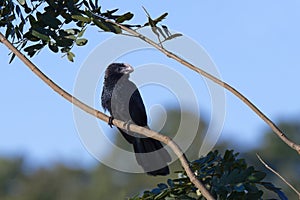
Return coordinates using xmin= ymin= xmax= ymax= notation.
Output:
xmin=1 ymin=0 xmax=300 ymax=199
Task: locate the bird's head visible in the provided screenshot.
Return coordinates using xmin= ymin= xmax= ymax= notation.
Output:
xmin=105 ymin=63 xmax=134 ymax=79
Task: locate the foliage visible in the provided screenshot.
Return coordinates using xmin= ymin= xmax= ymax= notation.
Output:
xmin=130 ymin=150 xmax=287 ymax=200
xmin=0 ymin=0 xmax=181 ymax=62
xmin=0 ymin=0 xmax=134 ymax=62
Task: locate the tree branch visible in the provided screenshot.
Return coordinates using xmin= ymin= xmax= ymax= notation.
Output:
xmin=257 ymin=154 xmax=300 ymax=199
xmin=0 ymin=32 xmax=215 ymax=200
xmin=107 ymin=20 xmax=300 ymax=154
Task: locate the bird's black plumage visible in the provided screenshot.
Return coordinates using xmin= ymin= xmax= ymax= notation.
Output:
xmin=101 ymin=63 xmax=171 ymax=176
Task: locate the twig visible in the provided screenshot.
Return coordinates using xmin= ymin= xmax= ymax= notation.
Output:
xmin=0 ymin=32 xmax=215 ymax=200
xmin=107 ymin=20 xmax=300 ymax=155
xmin=257 ymin=154 xmax=300 ymax=199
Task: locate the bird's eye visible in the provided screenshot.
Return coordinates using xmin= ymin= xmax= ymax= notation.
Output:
xmin=116 ymin=67 xmax=125 ymax=73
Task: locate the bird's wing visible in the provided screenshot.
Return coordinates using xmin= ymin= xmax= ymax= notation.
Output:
xmin=108 ymin=80 xmax=147 ymax=127
xmin=129 ymin=88 xmax=148 ymax=127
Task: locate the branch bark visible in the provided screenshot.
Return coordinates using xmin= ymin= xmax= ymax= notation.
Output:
xmin=0 ymin=33 xmax=215 ymax=200
xmin=107 ymin=20 xmax=300 ymax=154
xmin=257 ymin=154 xmax=300 ymax=199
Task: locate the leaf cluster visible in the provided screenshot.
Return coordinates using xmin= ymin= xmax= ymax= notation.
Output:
xmin=142 ymin=7 xmax=182 ymax=45
xmin=1 ymin=1 xmax=183 ymax=62
xmin=0 ymin=0 xmax=135 ymax=62
xmin=130 ymin=150 xmax=287 ymax=200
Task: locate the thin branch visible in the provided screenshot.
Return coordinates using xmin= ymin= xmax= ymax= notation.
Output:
xmin=0 ymin=32 xmax=215 ymax=200
xmin=107 ymin=20 xmax=300 ymax=155
xmin=257 ymin=154 xmax=300 ymax=199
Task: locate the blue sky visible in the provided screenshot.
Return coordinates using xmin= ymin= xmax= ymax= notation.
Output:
xmin=1 ymin=1 xmax=300 ymax=169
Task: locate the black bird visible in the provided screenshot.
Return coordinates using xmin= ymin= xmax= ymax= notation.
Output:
xmin=101 ymin=63 xmax=171 ymax=176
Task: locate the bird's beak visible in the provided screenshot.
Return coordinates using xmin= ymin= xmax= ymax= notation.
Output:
xmin=122 ymin=63 xmax=134 ymax=74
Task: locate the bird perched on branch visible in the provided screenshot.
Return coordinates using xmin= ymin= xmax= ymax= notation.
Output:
xmin=101 ymin=63 xmax=171 ymax=176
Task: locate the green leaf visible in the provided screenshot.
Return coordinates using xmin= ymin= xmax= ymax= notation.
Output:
xmin=55 ymin=37 xmax=74 ymax=47
xmin=151 ymin=188 xmax=161 ymax=195
xmin=165 ymin=197 xmax=176 ymax=200
xmin=17 ymin=0 xmax=25 ymax=6
xmin=151 ymin=26 xmax=159 ymax=37
xmin=142 ymin=7 xmax=157 ymax=28
xmin=28 ymin=15 xmax=37 ymax=27
xmin=67 ymin=51 xmax=75 ymax=62
xmin=245 ymin=191 xmax=263 ymax=199
xmin=48 ymin=42 xmax=59 ymax=53
xmin=154 ymin=12 xmax=168 ymax=23
xmin=167 ymin=179 xmax=174 ymax=188
xmin=224 ymin=150 xmax=235 ymax=161
xmin=78 ymin=28 xmax=86 ymax=37
xmin=116 ymin=12 xmax=134 ymax=23
xmin=71 ymin=15 xmax=91 ymax=23
xmin=35 ymin=12 xmax=47 ymax=28
xmin=8 ymin=14 xmax=16 ymax=22
xmin=93 ymin=19 xmax=110 ymax=31
xmin=15 ymin=5 xmax=23 ymax=21
xmin=110 ymin=24 xmax=122 ymax=34
xmin=31 ymin=30 xmax=50 ymax=42
xmin=64 ymin=35 xmax=76 ymax=40
xmin=148 ymin=17 xmax=156 ymax=27
xmin=61 ymin=47 xmax=71 ymax=53
xmin=24 ymin=3 xmax=31 ymax=13
xmin=156 ymin=26 xmax=167 ymax=39
xmin=163 ymin=33 xmax=183 ymax=42
xmin=261 ymin=182 xmax=288 ymax=200
xmin=24 ymin=44 xmax=45 ymax=52
xmin=24 ymin=44 xmax=45 ymax=57
xmin=144 ymin=10 xmax=168 ymax=27
xmin=154 ymin=190 xmax=169 ymax=200
xmin=64 ymin=28 xmax=80 ymax=35
xmin=104 ymin=8 xmax=119 ymax=18
xmin=248 ymin=171 xmax=266 ymax=182
xmin=88 ymin=0 xmax=95 ymax=10
xmin=23 ymin=32 xmax=39 ymax=42
xmin=93 ymin=19 xmax=121 ymax=34
xmin=20 ymin=40 xmax=28 ymax=49
xmin=4 ymin=22 xmax=13 ymax=40
xmin=14 ymin=26 xmax=22 ymax=40
xmin=187 ymin=192 xmax=199 ymax=199
xmin=82 ymin=0 xmax=90 ymax=10
xmin=234 ymin=183 xmax=245 ymax=192
xmin=9 ymin=53 xmax=16 ymax=64
xmin=157 ymin=183 xmax=168 ymax=190
xmin=75 ymin=38 xmax=88 ymax=46
xmin=76 ymin=21 xmax=85 ymax=27
xmin=61 ymin=12 xmax=73 ymax=24
xmin=162 ymin=25 xmax=171 ymax=37
xmin=36 ymin=12 xmax=62 ymax=29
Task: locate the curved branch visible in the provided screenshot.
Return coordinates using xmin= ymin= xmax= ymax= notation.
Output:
xmin=107 ymin=20 xmax=300 ymax=154
xmin=0 ymin=33 xmax=215 ymax=200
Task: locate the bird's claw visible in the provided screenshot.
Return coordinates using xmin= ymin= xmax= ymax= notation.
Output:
xmin=123 ymin=120 xmax=133 ymax=133
xmin=108 ymin=116 xmax=114 ymax=128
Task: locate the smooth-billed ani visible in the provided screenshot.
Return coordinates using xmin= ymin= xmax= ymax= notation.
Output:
xmin=101 ymin=63 xmax=171 ymax=176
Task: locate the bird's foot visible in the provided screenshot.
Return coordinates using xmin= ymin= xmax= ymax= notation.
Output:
xmin=108 ymin=116 xmax=114 ymax=128
xmin=123 ymin=120 xmax=135 ymax=133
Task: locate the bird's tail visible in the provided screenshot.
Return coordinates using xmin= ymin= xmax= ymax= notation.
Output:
xmin=132 ymin=138 xmax=171 ymax=176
